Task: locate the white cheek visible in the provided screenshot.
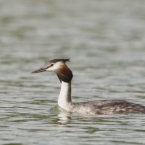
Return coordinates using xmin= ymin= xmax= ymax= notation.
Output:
xmin=46 ymin=62 xmax=62 ymax=72
xmin=46 ymin=67 xmax=55 ymax=72
xmin=46 ymin=68 xmax=54 ymax=71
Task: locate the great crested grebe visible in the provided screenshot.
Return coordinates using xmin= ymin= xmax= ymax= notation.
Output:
xmin=32 ymin=59 xmax=145 ymax=115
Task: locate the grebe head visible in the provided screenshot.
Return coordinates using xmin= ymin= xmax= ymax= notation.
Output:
xmin=32 ymin=59 xmax=73 ymax=82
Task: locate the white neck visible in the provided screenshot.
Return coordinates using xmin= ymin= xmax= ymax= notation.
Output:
xmin=58 ymin=81 xmax=72 ymax=111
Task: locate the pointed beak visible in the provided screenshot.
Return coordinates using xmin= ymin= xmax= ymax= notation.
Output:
xmin=31 ymin=68 xmax=46 ymax=73
xmin=31 ymin=62 xmax=53 ymax=74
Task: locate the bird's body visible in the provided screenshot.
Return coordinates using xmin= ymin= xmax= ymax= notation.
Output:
xmin=32 ymin=59 xmax=145 ymax=115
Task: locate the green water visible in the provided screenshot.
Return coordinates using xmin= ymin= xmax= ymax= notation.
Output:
xmin=1 ymin=0 xmax=145 ymax=144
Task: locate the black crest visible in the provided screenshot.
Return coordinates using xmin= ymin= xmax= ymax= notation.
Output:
xmin=49 ymin=59 xmax=70 ymax=63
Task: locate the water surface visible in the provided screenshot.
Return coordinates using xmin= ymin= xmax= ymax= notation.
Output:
xmin=1 ymin=0 xmax=145 ymax=145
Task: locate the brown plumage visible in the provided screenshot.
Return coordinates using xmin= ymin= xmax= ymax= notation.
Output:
xmin=56 ymin=63 xmax=73 ymax=83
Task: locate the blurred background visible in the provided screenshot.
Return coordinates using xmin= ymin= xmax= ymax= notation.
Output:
xmin=1 ymin=0 xmax=145 ymax=145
